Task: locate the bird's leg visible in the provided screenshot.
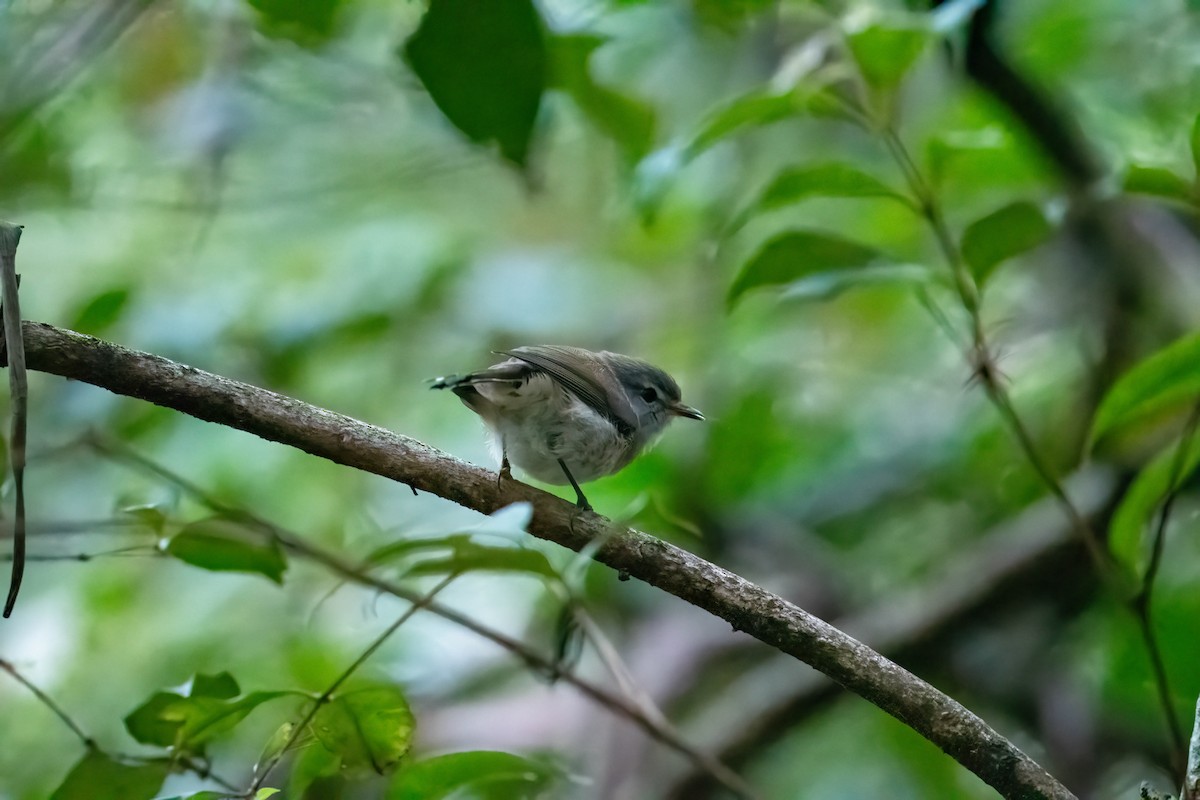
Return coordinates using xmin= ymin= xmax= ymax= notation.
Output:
xmin=557 ymin=458 xmax=591 ymax=512
xmin=497 ymin=441 xmax=512 ymax=490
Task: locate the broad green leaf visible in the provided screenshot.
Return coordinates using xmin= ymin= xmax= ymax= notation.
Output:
xmin=125 ymin=671 xmax=287 ymax=750
xmin=926 ymin=128 xmax=1014 ymax=188
xmin=728 ymin=230 xmax=883 ymax=307
xmin=50 ymin=751 xmax=167 ymax=800
xmin=1123 ymin=165 xmax=1194 ymax=204
xmin=71 ymin=288 xmax=130 ymax=334
xmin=164 ymin=691 xmax=292 ymax=746
xmin=753 ymin=163 xmax=915 ymax=217
xmin=190 ymin=671 xmax=241 ymax=699
xmin=1109 ymin=433 xmax=1200 ymax=582
xmin=844 ymin=17 xmax=931 ymax=90
xmin=367 ymin=534 xmax=555 ymax=579
xmin=686 ymin=90 xmax=801 ymax=156
xmin=1191 ymin=111 xmax=1200 ymax=178
xmin=314 ymin=686 xmax=415 ymax=776
xmin=403 ymin=0 xmax=547 ymax=168
xmin=388 ymin=751 xmax=558 ymax=800
xmin=778 ymin=263 xmax=937 ymax=302
xmin=549 ymin=34 xmax=655 ymax=161
xmin=287 ymin=739 xmax=342 ymax=799
xmin=960 ymin=201 xmax=1054 ymax=284
xmin=125 ymin=691 xmax=185 ymax=747
xmin=1092 ymin=331 xmax=1200 ymax=444
xmin=256 ymin=789 xmax=282 ymax=799
xmin=247 ymin=0 xmax=347 ymax=46
xmin=167 ymin=517 xmax=287 ymax=583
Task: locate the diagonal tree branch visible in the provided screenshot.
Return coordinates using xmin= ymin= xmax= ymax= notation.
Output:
xmin=9 ymin=320 xmax=1075 ymax=800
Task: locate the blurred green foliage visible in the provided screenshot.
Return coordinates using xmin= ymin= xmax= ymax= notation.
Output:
xmin=1 ymin=0 xmax=1200 ymax=798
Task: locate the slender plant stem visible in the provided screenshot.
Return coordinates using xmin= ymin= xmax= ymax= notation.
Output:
xmin=248 ymin=574 xmax=458 ymax=794
xmin=0 ymin=658 xmax=241 ymax=793
xmin=94 ymin=438 xmax=762 ymax=800
xmin=1130 ymin=399 xmax=1200 ymax=771
xmin=882 ymin=127 xmax=1111 ymax=577
xmin=881 ymin=123 xmax=1191 ymax=772
xmin=0 ymin=658 xmax=95 ymax=748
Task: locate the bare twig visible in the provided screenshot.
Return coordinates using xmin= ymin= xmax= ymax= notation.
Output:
xmin=670 ymin=469 xmax=1114 ymax=799
xmin=93 ymin=436 xmax=762 ymax=800
xmin=16 ymin=322 xmax=1074 ymax=799
xmin=882 ymin=130 xmax=1112 ymax=580
xmin=1131 ymin=400 xmax=1200 ymax=770
xmin=0 ymin=221 xmax=26 ymax=617
xmin=0 ymin=658 xmax=94 ymax=748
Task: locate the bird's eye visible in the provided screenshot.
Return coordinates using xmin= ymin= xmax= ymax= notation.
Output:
xmin=640 ymin=387 xmax=659 ymax=403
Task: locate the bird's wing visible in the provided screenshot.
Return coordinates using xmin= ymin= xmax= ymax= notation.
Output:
xmin=497 ymin=346 xmax=637 ymax=435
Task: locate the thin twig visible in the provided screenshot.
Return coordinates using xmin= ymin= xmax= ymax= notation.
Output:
xmin=94 ymin=439 xmax=762 ymax=800
xmin=0 ymin=656 xmax=242 ymax=792
xmin=248 ymin=574 xmax=458 ymax=794
xmin=882 ymin=128 xmax=1112 ymax=578
xmin=0 ymin=658 xmax=95 ymax=748
xmin=0 ymin=221 xmax=26 ymax=617
xmin=1132 ymin=399 xmax=1200 ymax=770
xmin=14 ymin=322 xmax=1075 ymax=800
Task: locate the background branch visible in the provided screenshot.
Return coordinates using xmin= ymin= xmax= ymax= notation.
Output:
xmin=10 ymin=320 xmax=1074 ymax=799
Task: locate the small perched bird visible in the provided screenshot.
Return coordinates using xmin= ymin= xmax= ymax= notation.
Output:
xmin=432 ymin=345 xmax=703 ymax=510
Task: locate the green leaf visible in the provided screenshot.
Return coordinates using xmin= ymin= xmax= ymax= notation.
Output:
xmin=191 ymin=671 xmax=241 ymax=699
xmin=247 ymin=0 xmax=347 ymax=46
xmin=50 ymin=751 xmax=168 ymax=800
xmin=125 ymin=691 xmax=186 ymax=747
xmin=403 ymin=0 xmax=547 ymax=168
xmin=71 ymin=288 xmax=130 ymax=334
xmin=754 ymin=162 xmax=914 ymax=215
xmin=314 ymin=686 xmax=415 ymax=776
xmin=288 ymin=738 xmax=343 ymax=799
xmin=549 ymin=34 xmax=655 ymax=161
xmin=1091 ymin=331 xmax=1200 ymax=444
xmin=388 ymin=751 xmax=559 ymax=800
xmin=960 ymin=201 xmax=1054 ymax=284
xmin=125 ymin=671 xmax=288 ymax=750
xmin=844 ymin=17 xmax=931 ymax=90
xmin=778 ymin=263 xmax=937 ymax=302
xmin=256 ymin=789 xmax=282 ymax=799
xmin=1123 ymin=165 xmax=1194 ymax=204
xmin=367 ymin=534 xmax=555 ymax=579
xmin=728 ymin=230 xmax=883 ymax=307
xmin=1109 ymin=434 xmax=1200 ymax=581
xmin=167 ymin=517 xmax=287 ymax=583
xmin=686 ymin=90 xmax=801 ymax=156
xmin=164 ymin=691 xmax=292 ymax=746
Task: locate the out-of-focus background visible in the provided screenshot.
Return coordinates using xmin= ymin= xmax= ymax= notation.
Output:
xmin=2 ymin=0 xmax=1200 ymax=798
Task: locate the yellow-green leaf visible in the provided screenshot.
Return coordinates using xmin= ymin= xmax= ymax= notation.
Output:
xmin=166 ymin=517 xmax=287 ymax=583
xmin=1091 ymin=331 xmax=1200 ymax=444
xmin=960 ymin=201 xmax=1054 ymax=285
xmin=728 ymin=230 xmax=883 ymax=307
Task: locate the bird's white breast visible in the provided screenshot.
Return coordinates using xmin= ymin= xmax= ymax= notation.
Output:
xmin=473 ymin=373 xmax=634 ymax=484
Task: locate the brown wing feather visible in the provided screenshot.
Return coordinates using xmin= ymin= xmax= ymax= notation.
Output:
xmin=498 ymin=346 xmax=638 ymax=435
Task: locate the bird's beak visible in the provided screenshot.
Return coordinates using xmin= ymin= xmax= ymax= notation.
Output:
xmin=669 ymin=402 xmax=705 ymax=420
